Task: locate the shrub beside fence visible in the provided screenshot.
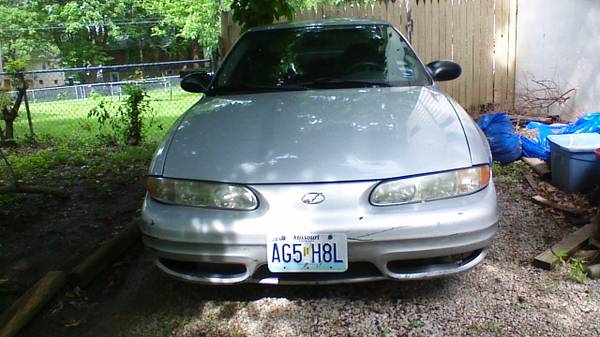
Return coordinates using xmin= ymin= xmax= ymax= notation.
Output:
xmin=2 ymin=60 xmax=209 ymax=144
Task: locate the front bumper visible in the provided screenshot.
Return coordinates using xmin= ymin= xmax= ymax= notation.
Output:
xmin=141 ymin=180 xmax=499 ymax=284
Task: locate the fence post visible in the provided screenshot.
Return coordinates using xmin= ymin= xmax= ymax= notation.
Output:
xmin=23 ymin=87 xmax=35 ymax=140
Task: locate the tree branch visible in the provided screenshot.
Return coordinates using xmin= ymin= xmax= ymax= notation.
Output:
xmin=516 ymin=75 xmax=576 ymax=116
xmin=0 ymin=184 xmax=69 ymax=198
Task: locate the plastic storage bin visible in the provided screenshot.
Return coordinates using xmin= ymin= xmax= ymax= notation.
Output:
xmin=547 ymin=133 xmax=600 ymax=192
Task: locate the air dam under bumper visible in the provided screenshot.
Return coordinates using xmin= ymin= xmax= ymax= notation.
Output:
xmin=141 ymin=181 xmax=499 ymax=284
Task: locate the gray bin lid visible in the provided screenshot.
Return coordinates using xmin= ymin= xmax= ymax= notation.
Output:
xmin=548 ymin=133 xmax=600 ymax=152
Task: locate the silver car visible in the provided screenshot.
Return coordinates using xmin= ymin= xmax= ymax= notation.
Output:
xmin=142 ymin=19 xmax=498 ymax=285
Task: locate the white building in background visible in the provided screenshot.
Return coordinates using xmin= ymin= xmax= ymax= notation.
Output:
xmin=516 ymin=0 xmax=600 ymax=119
xmin=0 ymin=59 xmax=66 ymax=90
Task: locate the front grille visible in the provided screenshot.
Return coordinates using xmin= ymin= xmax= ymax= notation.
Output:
xmin=159 ymin=258 xmax=247 ymax=279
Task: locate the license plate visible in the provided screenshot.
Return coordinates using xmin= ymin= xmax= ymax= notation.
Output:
xmin=267 ymin=233 xmax=348 ymax=272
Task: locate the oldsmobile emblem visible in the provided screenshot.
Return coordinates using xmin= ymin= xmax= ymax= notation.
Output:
xmin=301 ymin=192 xmax=326 ymax=205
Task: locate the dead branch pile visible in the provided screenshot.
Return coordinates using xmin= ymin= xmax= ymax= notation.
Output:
xmin=516 ymin=76 xmax=575 ymax=116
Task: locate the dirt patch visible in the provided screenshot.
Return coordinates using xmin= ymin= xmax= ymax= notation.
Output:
xmin=0 ymin=168 xmax=145 ymax=315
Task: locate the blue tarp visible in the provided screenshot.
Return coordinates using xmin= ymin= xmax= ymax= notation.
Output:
xmin=521 ymin=112 xmax=600 ymax=160
xmin=478 ymin=112 xmax=522 ymax=164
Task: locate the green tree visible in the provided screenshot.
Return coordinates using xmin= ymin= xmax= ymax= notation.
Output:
xmin=0 ymin=0 xmax=351 ymax=71
xmin=0 ymin=1 xmax=56 ymax=64
xmin=21 ymin=0 xmax=221 ymax=66
xmin=87 ymin=83 xmax=153 ymax=145
xmin=230 ymin=0 xmax=351 ymax=31
xmin=39 ymin=0 xmax=153 ymax=66
xmin=231 ymin=0 xmax=295 ymax=31
xmin=142 ymin=0 xmax=222 ymax=55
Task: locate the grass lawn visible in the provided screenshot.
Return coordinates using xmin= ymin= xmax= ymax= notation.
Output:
xmin=12 ymin=88 xmax=200 ymax=143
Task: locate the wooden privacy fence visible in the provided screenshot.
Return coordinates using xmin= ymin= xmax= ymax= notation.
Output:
xmin=220 ymin=0 xmax=518 ymax=115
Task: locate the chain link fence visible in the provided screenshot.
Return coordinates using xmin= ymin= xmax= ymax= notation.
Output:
xmin=2 ymin=60 xmax=210 ymax=144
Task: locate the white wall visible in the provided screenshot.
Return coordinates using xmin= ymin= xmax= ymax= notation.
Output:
xmin=0 ymin=61 xmax=66 ymax=90
xmin=516 ymin=0 xmax=600 ymax=119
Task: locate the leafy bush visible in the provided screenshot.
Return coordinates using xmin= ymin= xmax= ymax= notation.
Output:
xmin=86 ymin=84 xmax=155 ymax=145
xmin=122 ymin=84 xmax=149 ymax=145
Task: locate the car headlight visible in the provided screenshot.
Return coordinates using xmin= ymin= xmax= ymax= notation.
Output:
xmin=147 ymin=177 xmax=258 ymax=210
xmin=370 ymin=165 xmax=490 ymax=206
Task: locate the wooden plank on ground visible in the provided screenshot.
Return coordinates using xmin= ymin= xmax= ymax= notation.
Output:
xmin=523 ymin=172 xmax=538 ymax=190
xmin=0 ymin=271 xmax=66 ymax=337
xmin=521 ymin=157 xmax=550 ymax=178
xmin=533 ymin=223 xmax=597 ymax=270
xmin=509 ymin=114 xmax=552 ymax=124
xmin=69 ymin=220 xmax=141 ymax=287
xmin=588 ymin=264 xmax=600 ymax=279
xmin=573 ymin=250 xmax=600 ymax=264
xmin=532 ymin=195 xmax=587 ymax=216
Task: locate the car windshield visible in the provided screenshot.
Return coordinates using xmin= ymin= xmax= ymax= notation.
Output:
xmin=211 ymin=24 xmax=431 ymax=95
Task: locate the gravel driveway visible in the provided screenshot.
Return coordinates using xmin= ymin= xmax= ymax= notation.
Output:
xmin=22 ymin=167 xmax=600 ymax=337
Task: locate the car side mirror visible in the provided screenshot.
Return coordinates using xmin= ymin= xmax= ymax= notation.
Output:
xmin=181 ymin=72 xmax=213 ymax=93
xmin=426 ymin=60 xmax=462 ymax=81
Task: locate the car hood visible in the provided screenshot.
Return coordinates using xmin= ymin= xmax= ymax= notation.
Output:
xmin=162 ymin=87 xmax=472 ymax=184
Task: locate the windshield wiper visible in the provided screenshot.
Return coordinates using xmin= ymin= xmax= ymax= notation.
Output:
xmin=301 ymin=78 xmax=391 ymax=89
xmin=213 ymin=83 xmax=309 ymax=95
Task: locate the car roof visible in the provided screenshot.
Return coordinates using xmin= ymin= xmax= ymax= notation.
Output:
xmin=247 ymin=18 xmax=391 ymax=32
